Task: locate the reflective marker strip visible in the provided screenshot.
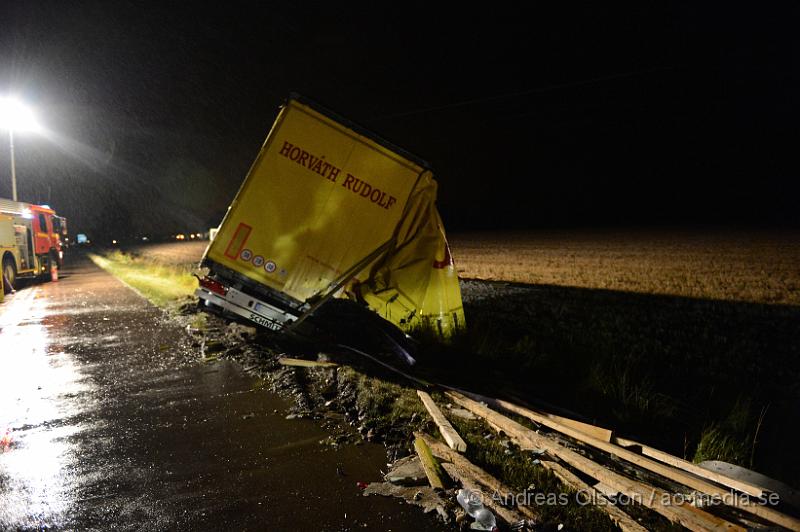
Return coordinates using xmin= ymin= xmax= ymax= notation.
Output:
xmin=224 ymin=223 xmax=252 ymax=260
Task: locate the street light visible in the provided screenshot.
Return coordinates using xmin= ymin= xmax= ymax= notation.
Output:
xmin=0 ymin=97 xmax=42 ymax=201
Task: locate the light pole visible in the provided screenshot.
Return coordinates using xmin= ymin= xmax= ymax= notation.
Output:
xmin=0 ymin=97 xmax=41 ymax=202
xmin=9 ymin=129 xmax=17 ymax=201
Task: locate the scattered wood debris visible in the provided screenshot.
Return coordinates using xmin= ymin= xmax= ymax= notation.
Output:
xmin=457 ymin=391 xmax=799 ymax=530
xmin=277 ymin=357 xmax=338 ymax=368
xmin=417 ymin=431 xmax=537 ymax=525
xmin=612 ymin=435 xmax=768 ymax=498
xmin=414 ymin=434 xmax=449 ymax=490
xmin=446 ymin=390 xmax=746 ymax=531
xmin=416 ymin=391 xmax=467 ymax=452
xmin=545 ymin=460 xmax=648 ymax=532
xmin=447 ymin=390 xmax=800 ymax=531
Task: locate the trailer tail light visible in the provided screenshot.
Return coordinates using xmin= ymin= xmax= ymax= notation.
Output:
xmin=198 ymin=276 xmax=228 ymax=296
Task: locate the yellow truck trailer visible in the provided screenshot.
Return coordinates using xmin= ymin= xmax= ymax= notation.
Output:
xmin=197 ymin=95 xmax=464 ymax=358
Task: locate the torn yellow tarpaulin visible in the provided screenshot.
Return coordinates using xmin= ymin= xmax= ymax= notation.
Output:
xmin=356 ymin=173 xmax=465 ymax=337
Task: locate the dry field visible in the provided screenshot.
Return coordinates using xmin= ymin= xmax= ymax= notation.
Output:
xmin=449 ymin=230 xmax=800 ymax=306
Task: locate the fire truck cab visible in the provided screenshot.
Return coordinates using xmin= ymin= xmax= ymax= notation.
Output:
xmin=0 ymin=197 xmax=67 ymax=292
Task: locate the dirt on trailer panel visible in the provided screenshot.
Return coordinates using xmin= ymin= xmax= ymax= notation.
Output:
xmin=0 ymin=255 xmax=446 ymax=531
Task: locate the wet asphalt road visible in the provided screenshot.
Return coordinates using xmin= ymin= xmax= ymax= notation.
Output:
xmin=0 ymin=256 xmax=444 ymax=531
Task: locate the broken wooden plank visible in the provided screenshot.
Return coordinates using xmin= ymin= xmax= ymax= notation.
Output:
xmin=417 ymin=391 xmax=467 ymax=452
xmin=483 ymin=389 xmax=766 ymax=498
xmin=593 ymin=481 xmax=620 ymax=498
xmin=451 ymin=387 xmax=614 ymax=442
xmin=462 ymin=392 xmax=799 ymax=530
xmin=506 ymin=395 xmax=614 ymax=442
xmin=413 ymin=435 xmax=448 ymax=490
xmin=417 ymin=431 xmax=537 ymax=523
xmin=544 ymin=460 xmax=648 ymax=532
xmin=546 ymin=414 xmax=613 ymax=443
xmin=612 ymin=435 xmax=768 ymax=499
xmin=446 ymin=391 xmax=744 ymax=532
xmin=277 ymin=357 xmax=338 ymax=368
xmin=453 ymin=425 xmax=650 ymax=532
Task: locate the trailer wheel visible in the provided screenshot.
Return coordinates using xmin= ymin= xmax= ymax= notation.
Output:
xmin=3 ymin=255 xmax=16 ymax=293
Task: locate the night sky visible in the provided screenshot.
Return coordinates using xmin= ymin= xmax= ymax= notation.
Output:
xmin=0 ymin=3 xmax=798 ymax=240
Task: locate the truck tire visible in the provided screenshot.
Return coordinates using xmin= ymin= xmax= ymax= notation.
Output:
xmin=3 ymin=255 xmax=16 ymax=293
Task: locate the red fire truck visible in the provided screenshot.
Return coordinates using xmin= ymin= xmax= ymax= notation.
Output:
xmin=0 ymin=197 xmax=68 ymax=292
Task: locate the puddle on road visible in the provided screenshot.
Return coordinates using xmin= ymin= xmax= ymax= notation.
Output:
xmin=1 ymin=279 xmax=445 ymax=531
xmin=142 ymin=360 xmax=444 ymax=531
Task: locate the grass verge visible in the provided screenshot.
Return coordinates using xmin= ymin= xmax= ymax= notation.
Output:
xmin=89 ymin=250 xmax=198 ymax=309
